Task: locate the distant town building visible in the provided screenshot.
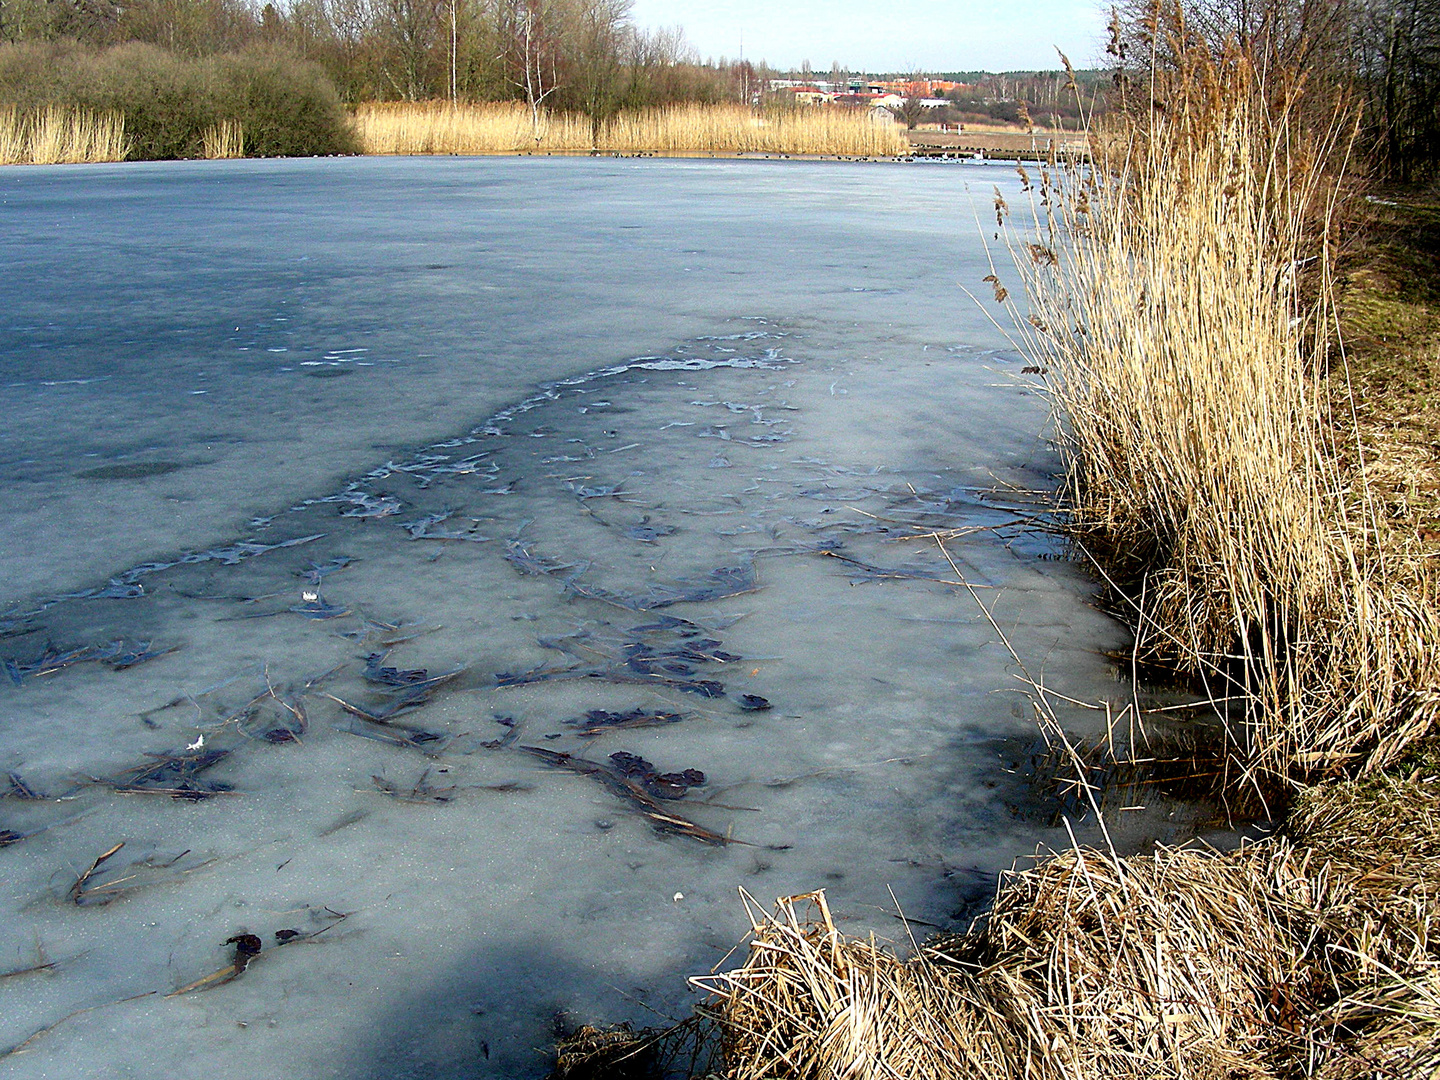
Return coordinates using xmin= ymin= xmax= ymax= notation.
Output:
xmin=785 ymin=86 xmax=834 ymax=105
xmin=769 ymin=78 xmax=968 ymax=113
xmin=867 ymin=78 xmax=969 ymax=98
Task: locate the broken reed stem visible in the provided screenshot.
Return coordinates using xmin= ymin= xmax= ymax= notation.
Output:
xmin=67 ymin=841 xmax=124 ymax=903
xmin=1003 ymin=46 xmax=1440 ymax=787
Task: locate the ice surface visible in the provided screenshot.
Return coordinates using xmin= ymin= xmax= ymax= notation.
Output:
xmin=0 ymin=157 xmax=1209 ymax=1079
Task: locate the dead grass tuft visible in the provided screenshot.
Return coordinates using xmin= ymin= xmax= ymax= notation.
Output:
xmin=694 ymin=819 xmax=1440 ymax=1079
xmin=1286 ymin=775 xmax=1440 ymax=968
xmin=693 ymin=890 xmax=1007 ymax=1078
xmin=552 ymin=1019 xmax=715 ymax=1079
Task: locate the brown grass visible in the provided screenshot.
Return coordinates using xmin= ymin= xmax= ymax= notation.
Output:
xmin=688 ymin=779 xmax=1440 ymax=1079
xmin=1333 ymin=195 xmax=1440 ymax=571
xmin=557 ymin=35 xmax=1440 ymax=1080
xmin=630 ymin=43 xmax=1440 ymax=1080
xmin=354 ymin=101 xmax=908 ymax=158
xmin=0 ymin=105 xmax=128 ymax=165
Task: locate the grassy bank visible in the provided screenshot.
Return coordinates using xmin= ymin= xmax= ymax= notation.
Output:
xmin=354 ymin=101 xmax=909 ymax=158
xmin=1335 ymin=194 xmax=1440 ymax=565
xmin=561 ymin=777 xmax=1440 ymax=1078
xmin=674 ymin=779 xmax=1440 ymax=1078
xmin=553 ymin=50 xmax=1440 ymax=1080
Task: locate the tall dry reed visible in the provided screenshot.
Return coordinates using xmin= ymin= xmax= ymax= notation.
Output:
xmin=0 ymin=105 xmax=128 ymax=165
xmin=1004 ymin=48 xmax=1440 ymax=786
xmin=201 ymin=119 xmax=244 ymax=159
xmin=354 ymin=100 xmax=906 ymax=157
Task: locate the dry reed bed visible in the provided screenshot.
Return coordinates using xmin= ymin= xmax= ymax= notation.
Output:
xmin=680 ymin=776 xmax=1440 ymax=1079
xmin=0 ymin=106 xmax=128 ymax=165
xmin=0 ymin=107 xmax=244 ymax=162
xmin=354 ymin=101 xmax=908 ymax=158
xmin=1002 ymin=52 xmax=1440 ymax=787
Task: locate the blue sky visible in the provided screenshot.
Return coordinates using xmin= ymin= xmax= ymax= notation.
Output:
xmin=626 ymin=0 xmax=1110 ymax=73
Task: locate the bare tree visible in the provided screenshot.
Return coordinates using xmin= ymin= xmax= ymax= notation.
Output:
xmin=447 ymin=0 xmax=456 ymax=100
xmin=1108 ymin=0 xmax=1440 ymax=181
xmin=625 ymin=23 xmax=701 ymax=108
xmin=497 ymin=0 xmax=562 ymax=140
xmin=1353 ymin=0 xmax=1440 ymax=180
xmin=378 ymin=0 xmax=442 ymax=99
xmin=890 ymin=94 xmax=927 ymax=129
xmin=889 ymin=71 xmax=933 ymax=130
xmin=1109 ymin=0 xmax=1355 ymax=98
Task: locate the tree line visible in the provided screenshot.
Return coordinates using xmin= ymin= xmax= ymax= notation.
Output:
xmin=1109 ymin=0 xmax=1440 ymax=181
xmin=0 ymin=0 xmax=758 ymax=118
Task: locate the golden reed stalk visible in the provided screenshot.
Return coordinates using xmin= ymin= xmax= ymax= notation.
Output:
xmin=201 ymin=119 xmax=245 ymax=160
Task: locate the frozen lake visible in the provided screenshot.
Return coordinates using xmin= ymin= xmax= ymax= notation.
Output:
xmin=1 ymin=156 xmax=1184 ymax=1078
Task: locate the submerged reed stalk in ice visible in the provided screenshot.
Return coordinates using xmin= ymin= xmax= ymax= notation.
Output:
xmin=353 ymin=101 xmax=907 ymax=158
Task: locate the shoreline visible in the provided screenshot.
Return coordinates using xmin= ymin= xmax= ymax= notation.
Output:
xmin=0 ymin=146 xmax=1071 ymax=168
xmin=1 ymin=96 xmax=1076 ymax=166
